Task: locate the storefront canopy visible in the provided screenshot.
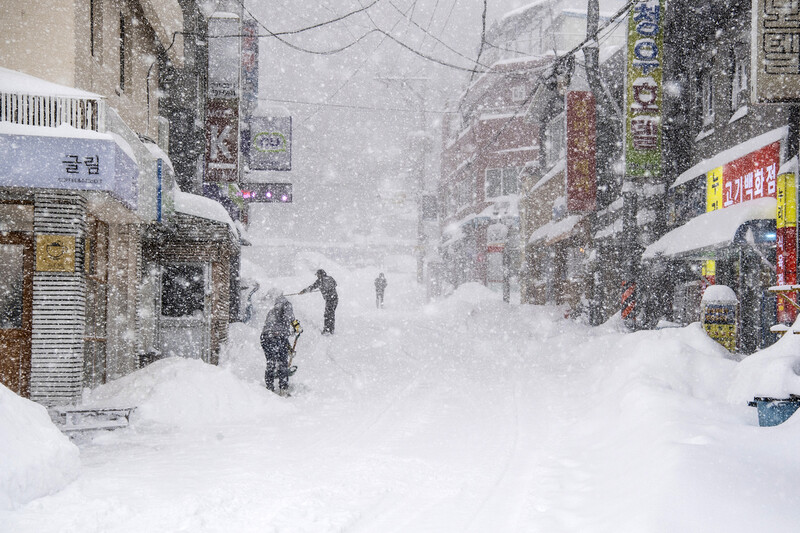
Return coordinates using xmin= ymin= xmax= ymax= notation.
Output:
xmin=528 ymin=215 xmax=584 ymax=246
xmin=642 ymin=197 xmax=777 ymax=260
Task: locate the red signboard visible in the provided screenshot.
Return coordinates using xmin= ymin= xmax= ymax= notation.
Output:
xmin=566 ymin=91 xmax=597 ymax=213
xmin=721 ymin=141 xmax=780 ymax=208
xmin=205 ymin=99 xmax=239 ymax=182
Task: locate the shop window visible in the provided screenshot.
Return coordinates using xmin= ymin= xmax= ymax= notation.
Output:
xmin=162 ymin=264 xmax=205 ymax=318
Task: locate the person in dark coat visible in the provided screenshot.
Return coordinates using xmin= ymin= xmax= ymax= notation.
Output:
xmin=299 ymin=269 xmax=338 ymax=334
xmin=374 ymin=272 xmax=387 ymax=309
xmin=260 ymin=290 xmax=301 ymax=395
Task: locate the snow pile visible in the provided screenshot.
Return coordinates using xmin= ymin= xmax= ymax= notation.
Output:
xmin=0 ymin=384 xmax=79 ymax=510
xmin=83 ymin=357 xmax=294 ymax=430
xmin=728 ymin=317 xmax=800 ymax=403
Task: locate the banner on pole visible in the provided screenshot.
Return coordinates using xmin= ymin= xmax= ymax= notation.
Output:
xmin=624 ymin=0 xmax=665 ymax=178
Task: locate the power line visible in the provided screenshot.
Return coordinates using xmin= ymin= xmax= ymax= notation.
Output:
xmin=259 ymin=96 xmax=455 ymax=114
xmin=385 ymin=0 xmax=487 ymax=68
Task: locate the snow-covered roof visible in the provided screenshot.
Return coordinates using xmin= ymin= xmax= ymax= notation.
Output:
xmin=642 ymin=197 xmax=776 ymax=259
xmin=143 ymin=142 xmax=175 ymax=173
xmin=174 ymin=189 xmax=237 ymax=235
xmin=530 ymin=160 xmax=566 ymax=192
xmin=528 ymin=214 xmax=583 ymax=244
xmin=0 ymin=121 xmax=109 ymax=140
xmin=0 ymin=67 xmax=101 ymax=99
xmin=671 ymin=126 xmax=788 ymax=189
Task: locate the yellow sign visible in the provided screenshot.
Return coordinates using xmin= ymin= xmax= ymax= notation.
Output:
xmin=36 ymin=235 xmax=76 ymax=272
xmin=702 ymin=260 xmax=716 ymax=278
xmin=777 ymin=172 xmax=797 ymax=229
xmin=706 ymin=166 xmax=723 ymax=212
xmin=703 ymin=323 xmax=737 ymax=352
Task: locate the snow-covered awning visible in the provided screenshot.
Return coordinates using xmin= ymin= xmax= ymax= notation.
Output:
xmin=0 ymin=121 xmax=138 ymax=209
xmin=528 ymin=215 xmax=584 ymax=245
xmin=643 ymin=197 xmax=777 ymax=260
xmin=670 ymin=127 xmax=788 ymax=189
xmin=174 ymin=189 xmax=237 ymax=235
xmin=0 ymin=67 xmax=102 ymax=99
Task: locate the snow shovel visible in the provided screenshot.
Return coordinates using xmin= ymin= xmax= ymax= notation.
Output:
xmin=288 ymin=330 xmax=302 ymax=376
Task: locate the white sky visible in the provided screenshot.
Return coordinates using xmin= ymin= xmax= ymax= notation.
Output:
xmin=244 ymin=0 xmax=626 ymax=242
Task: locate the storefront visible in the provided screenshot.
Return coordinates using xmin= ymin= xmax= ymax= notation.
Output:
xmin=0 ymin=113 xmax=141 ymax=404
xmin=644 ymin=127 xmax=794 ymax=352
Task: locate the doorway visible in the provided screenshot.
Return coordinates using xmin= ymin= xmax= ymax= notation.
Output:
xmin=0 ymin=235 xmax=33 ymax=397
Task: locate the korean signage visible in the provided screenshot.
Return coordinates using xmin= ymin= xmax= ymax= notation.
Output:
xmin=0 ymin=132 xmax=138 ymax=208
xmin=752 ymin=0 xmax=800 ymax=103
xmin=721 ymin=142 xmax=780 ymax=208
xmin=705 ymin=142 xmax=780 ymax=211
xmin=776 ymin=168 xmax=797 ymax=322
xmin=241 ymin=19 xmax=259 ymax=111
xmin=205 ymin=99 xmax=239 ymax=182
xmin=249 ymin=117 xmax=292 ymax=171
xmin=702 ymin=302 xmax=737 ymax=352
xmin=208 ymin=14 xmax=240 ymax=99
xmin=624 ymin=0 xmax=665 ymax=178
xmin=566 ymin=91 xmax=597 ymax=213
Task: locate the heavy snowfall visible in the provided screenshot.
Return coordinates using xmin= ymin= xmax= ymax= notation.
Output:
xmin=2 ymin=249 xmax=800 ymax=532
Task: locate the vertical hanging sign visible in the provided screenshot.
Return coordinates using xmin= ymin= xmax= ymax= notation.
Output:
xmin=624 ymin=0 xmax=665 ymax=178
xmin=752 ymin=0 xmax=800 ymax=103
xmin=776 ymin=161 xmax=798 ymax=323
xmin=206 ymin=13 xmax=240 ymax=183
xmin=566 ymin=91 xmax=597 ymax=213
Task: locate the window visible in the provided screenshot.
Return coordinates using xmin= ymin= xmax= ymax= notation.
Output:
xmin=161 ymin=264 xmax=205 ymax=318
xmin=486 ymin=167 xmax=520 ymax=198
xmin=502 ymin=167 xmax=520 ymax=195
xmin=731 ymin=47 xmax=748 ymax=110
xmin=486 ymin=169 xmax=502 ymax=197
xmin=511 ymin=85 xmax=527 ymax=103
xmin=119 ymin=12 xmax=127 ymax=91
xmin=701 ymin=69 xmax=714 ymax=126
xmin=90 ymin=0 xmax=102 ymax=59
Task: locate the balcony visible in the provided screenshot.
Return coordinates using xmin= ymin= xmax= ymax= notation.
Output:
xmin=0 ymin=67 xmax=104 ymax=131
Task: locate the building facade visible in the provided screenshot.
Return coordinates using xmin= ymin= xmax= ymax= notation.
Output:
xmin=0 ymin=0 xmax=240 ymax=405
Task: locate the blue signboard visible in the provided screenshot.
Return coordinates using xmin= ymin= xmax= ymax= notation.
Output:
xmin=0 ymin=131 xmax=138 ymax=208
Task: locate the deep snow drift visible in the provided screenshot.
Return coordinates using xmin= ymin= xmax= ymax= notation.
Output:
xmin=1 ymin=254 xmax=800 ymax=532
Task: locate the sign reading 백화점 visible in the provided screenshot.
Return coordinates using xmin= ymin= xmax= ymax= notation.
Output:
xmin=249 ymin=117 xmax=292 ymax=171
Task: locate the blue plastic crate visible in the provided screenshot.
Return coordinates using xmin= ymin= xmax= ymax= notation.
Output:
xmin=749 ymin=397 xmax=800 ymax=427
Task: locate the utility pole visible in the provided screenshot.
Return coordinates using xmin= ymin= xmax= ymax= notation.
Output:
xmin=376 ymin=76 xmax=430 ymax=284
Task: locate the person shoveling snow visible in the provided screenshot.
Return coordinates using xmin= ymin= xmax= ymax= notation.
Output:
xmin=260 ymin=289 xmax=302 ymax=396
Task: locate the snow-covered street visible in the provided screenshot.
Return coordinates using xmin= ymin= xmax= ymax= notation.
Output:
xmin=3 ymin=257 xmax=800 ymax=532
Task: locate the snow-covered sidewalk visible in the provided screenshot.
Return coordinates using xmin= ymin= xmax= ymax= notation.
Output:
xmin=2 ymin=262 xmax=800 ymax=532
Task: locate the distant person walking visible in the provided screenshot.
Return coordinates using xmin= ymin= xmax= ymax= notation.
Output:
xmin=374 ymin=273 xmax=387 ymax=309
xmin=260 ymin=290 xmax=301 ymax=395
xmin=299 ymin=269 xmax=338 ymax=334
